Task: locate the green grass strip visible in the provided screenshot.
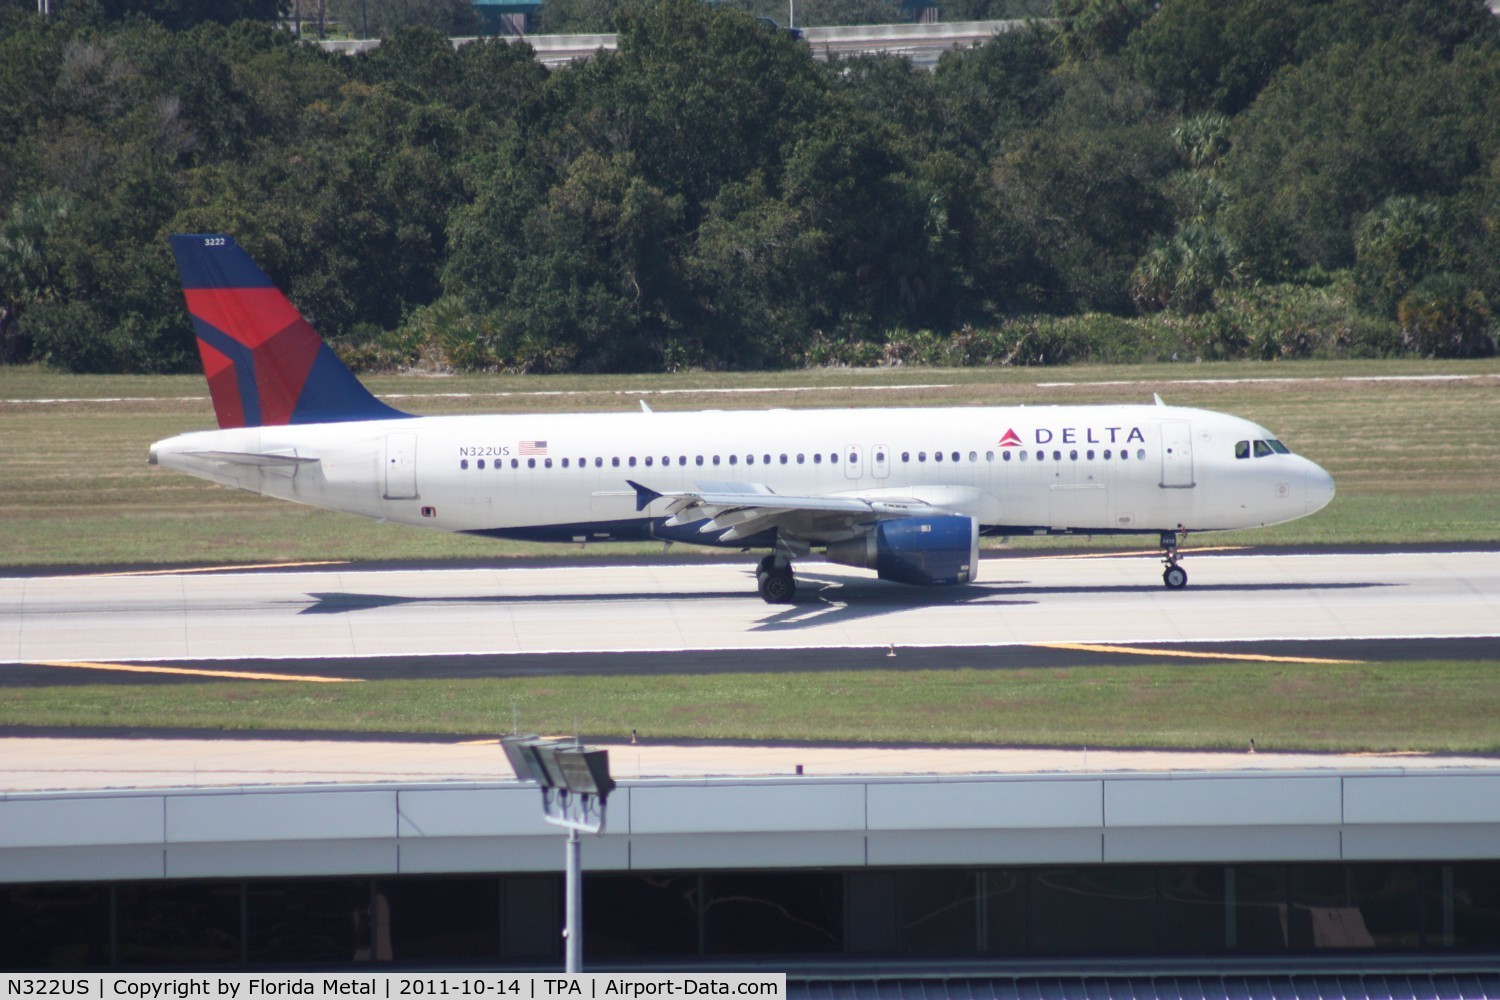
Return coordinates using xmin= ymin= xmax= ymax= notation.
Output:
xmin=4 ymin=661 xmax=1497 ymax=755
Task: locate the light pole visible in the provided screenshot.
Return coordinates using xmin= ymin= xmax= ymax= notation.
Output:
xmin=502 ymin=736 xmax=615 ymax=974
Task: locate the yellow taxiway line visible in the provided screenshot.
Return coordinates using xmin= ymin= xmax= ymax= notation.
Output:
xmin=1033 ymin=546 xmax=1250 ymax=560
xmin=74 ymin=561 xmax=350 ymax=578
xmin=1037 ymin=642 xmax=1361 ymax=665
xmin=32 ymin=660 xmax=362 ymax=683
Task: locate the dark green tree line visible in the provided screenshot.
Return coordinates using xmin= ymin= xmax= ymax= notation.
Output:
xmin=1 ymin=0 xmax=1496 ymax=374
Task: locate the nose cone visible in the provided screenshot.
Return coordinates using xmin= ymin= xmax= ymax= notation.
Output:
xmin=1306 ymin=461 xmax=1335 ymax=515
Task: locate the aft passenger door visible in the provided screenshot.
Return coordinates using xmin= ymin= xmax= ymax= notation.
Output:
xmin=384 ymin=432 xmax=418 ymax=499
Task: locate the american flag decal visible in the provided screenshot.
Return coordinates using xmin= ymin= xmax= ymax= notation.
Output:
xmin=519 ymin=440 xmax=548 ymax=456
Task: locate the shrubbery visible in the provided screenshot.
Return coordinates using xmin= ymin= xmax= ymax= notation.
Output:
xmin=1 ymin=0 xmax=1497 ymax=374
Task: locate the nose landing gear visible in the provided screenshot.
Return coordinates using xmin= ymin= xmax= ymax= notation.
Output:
xmin=1161 ymin=530 xmax=1188 ymax=589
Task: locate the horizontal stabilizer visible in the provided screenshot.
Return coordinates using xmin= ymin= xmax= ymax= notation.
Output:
xmin=182 ymin=450 xmax=318 ymax=467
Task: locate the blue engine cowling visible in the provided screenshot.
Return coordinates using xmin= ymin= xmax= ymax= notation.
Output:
xmin=824 ymin=515 xmax=979 ymax=585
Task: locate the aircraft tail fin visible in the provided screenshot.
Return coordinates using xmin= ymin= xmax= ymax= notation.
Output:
xmin=169 ymin=234 xmax=407 ymax=429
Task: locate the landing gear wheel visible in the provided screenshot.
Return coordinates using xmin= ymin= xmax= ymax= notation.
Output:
xmin=1162 ymin=564 xmax=1188 ymax=589
xmin=756 ymin=557 xmax=797 ymax=604
xmin=757 ymin=567 xmax=796 ymax=603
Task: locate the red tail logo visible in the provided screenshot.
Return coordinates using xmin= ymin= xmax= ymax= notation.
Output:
xmin=170 ymin=235 xmax=404 ymax=428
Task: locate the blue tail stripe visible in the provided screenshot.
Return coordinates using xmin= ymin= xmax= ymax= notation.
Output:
xmin=293 ymin=346 xmax=405 ymax=424
xmin=190 ymin=317 xmax=263 ymax=427
xmin=171 ymin=234 xmax=274 ymax=289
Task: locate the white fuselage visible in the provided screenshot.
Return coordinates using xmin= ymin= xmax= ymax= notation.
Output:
xmin=149 ymin=403 xmax=1336 ymax=547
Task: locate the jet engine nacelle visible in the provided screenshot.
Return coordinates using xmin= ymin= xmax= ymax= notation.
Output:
xmin=825 ymin=515 xmax=979 ymax=586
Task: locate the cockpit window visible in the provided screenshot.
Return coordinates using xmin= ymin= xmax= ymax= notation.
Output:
xmin=1253 ymin=440 xmax=1273 ymax=458
xmin=1268 ymin=439 xmax=1290 ymax=454
xmin=1235 ymin=440 xmax=1250 ymax=460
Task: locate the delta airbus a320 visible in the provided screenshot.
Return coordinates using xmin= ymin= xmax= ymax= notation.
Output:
xmin=150 ymin=234 xmax=1336 ymax=603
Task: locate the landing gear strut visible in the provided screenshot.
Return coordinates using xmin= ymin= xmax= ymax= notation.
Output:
xmin=756 ymin=554 xmax=797 ymax=604
xmin=1160 ymin=530 xmax=1188 ymax=589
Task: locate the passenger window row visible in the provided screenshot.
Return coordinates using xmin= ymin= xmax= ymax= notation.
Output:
xmin=458 ymin=447 xmax=1149 ymax=471
xmin=458 ymin=452 xmax=848 ymax=471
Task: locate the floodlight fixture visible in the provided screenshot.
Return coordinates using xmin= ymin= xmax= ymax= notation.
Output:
xmin=556 ymin=747 xmax=616 ymax=799
xmin=501 ymin=735 xmax=546 ymax=784
xmin=531 ymin=741 xmax=579 ymax=789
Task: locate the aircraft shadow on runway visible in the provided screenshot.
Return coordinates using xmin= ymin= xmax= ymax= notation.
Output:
xmin=297 ymin=590 xmax=754 ymax=614
xmin=748 ymin=575 xmax=1390 ymax=632
xmin=299 ymin=578 xmax=1389 ymax=636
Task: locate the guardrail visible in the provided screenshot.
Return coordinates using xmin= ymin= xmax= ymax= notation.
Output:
xmin=316 ymin=18 xmax=1032 ymax=66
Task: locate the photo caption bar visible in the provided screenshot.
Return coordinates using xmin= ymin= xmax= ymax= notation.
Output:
xmin=2 ymin=975 xmax=785 ymax=1000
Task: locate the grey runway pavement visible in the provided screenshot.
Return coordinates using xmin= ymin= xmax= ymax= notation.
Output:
xmin=2 ymin=548 xmax=1496 ymax=791
xmin=3 ymin=549 xmax=1496 ymax=665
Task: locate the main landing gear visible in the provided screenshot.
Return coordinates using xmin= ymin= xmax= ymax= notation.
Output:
xmin=1160 ymin=530 xmax=1188 ymax=589
xmin=757 ymin=555 xmax=797 ymax=604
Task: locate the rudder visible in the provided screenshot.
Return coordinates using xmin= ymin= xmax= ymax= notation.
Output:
xmin=170 ymin=234 xmax=406 ymax=429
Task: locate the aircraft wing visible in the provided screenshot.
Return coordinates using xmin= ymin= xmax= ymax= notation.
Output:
xmin=624 ymin=480 xmax=949 ymax=542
